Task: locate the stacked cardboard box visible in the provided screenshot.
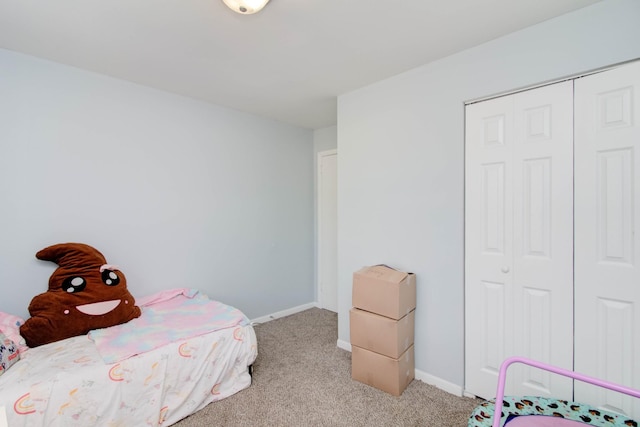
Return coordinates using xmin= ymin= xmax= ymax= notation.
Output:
xmin=350 ymin=265 xmax=416 ymax=396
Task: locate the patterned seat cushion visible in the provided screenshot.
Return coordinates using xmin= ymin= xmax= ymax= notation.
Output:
xmin=468 ymin=395 xmax=638 ymax=427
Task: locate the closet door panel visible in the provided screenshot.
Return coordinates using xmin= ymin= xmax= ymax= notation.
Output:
xmin=465 ymin=95 xmax=515 ymax=399
xmin=575 ymin=60 xmax=640 ymax=418
xmin=512 ymin=82 xmax=574 ymax=398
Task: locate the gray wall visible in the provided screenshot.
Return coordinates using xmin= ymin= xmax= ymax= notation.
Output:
xmin=0 ymin=49 xmax=315 ymax=320
xmin=337 ymin=0 xmax=640 ymax=390
xmin=313 ymin=126 xmax=338 ymax=154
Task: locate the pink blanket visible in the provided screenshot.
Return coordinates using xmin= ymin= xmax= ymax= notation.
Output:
xmin=88 ymin=288 xmax=249 ymax=363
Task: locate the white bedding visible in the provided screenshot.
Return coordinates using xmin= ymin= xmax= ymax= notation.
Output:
xmin=0 ymin=308 xmax=257 ymax=426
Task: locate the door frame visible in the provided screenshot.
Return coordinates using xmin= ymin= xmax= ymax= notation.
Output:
xmin=463 ymin=59 xmax=640 ymax=404
xmin=317 ymin=149 xmax=338 ymax=311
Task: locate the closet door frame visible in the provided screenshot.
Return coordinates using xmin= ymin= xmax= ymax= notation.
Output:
xmin=465 ymin=61 xmax=640 ymax=419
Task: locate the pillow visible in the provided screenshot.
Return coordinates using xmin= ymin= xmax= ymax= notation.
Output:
xmin=0 ymin=312 xmax=27 ymax=353
xmin=19 ymin=243 xmax=142 ymax=347
xmin=0 ymin=331 xmax=20 ymax=375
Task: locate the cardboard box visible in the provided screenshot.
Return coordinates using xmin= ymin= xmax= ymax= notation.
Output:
xmin=352 ymin=265 xmax=416 ymax=319
xmin=351 ymin=344 xmax=414 ymax=396
xmin=350 ymin=308 xmax=415 ymax=359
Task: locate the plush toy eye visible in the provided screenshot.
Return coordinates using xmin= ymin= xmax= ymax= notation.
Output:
xmin=101 ymin=269 xmax=120 ymax=286
xmin=62 ymin=276 xmax=86 ymax=293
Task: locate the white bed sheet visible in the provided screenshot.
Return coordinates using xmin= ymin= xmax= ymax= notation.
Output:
xmin=0 ymin=322 xmax=257 ymax=426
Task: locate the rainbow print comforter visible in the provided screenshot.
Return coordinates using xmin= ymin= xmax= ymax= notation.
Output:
xmin=0 ymin=289 xmax=258 ymax=426
xmin=89 ymin=288 xmax=249 ymax=363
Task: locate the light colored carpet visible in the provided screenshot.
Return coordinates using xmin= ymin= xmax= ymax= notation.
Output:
xmin=174 ymin=307 xmax=481 ymax=427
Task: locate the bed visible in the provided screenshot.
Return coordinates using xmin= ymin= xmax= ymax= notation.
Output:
xmin=0 ymin=288 xmax=258 ymax=426
xmin=468 ymin=357 xmax=640 ymax=427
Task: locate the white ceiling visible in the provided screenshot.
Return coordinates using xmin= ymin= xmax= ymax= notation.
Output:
xmin=0 ymin=0 xmax=601 ymax=129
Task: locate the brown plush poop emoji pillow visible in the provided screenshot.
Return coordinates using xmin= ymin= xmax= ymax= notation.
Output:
xmin=19 ymin=243 xmax=141 ymax=348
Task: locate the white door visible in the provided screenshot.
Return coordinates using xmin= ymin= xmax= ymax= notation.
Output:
xmin=465 ymin=81 xmax=574 ymax=399
xmin=465 ymin=94 xmax=515 ymax=399
xmin=574 ymin=60 xmax=640 ymax=418
xmin=318 ymin=150 xmax=338 ymax=312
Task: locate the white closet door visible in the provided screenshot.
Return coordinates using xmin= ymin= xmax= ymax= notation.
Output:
xmin=465 ymin=81 xmax=573 ymax=399
xmin=574 ymin=60 xmax=640 ymax=418
xmin=511 ymin=83 xmax=574 ymax=399
xmin=465 ymin=94 xmax=515 ymax=399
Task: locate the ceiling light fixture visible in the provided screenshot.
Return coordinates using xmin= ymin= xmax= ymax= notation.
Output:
xmin=222 ymin=0 xmax=270 ymax=14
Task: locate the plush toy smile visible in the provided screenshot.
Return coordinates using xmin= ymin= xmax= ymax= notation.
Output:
xmin=75 ymin=299 xmax=122 ymax=315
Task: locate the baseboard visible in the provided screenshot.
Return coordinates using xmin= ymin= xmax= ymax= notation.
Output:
xmin=337 ymin=339 xmax=351 ymax=352
xmin=251 ymin=302 xmax=318 ymax=325
xmin=336 ymin=340 xmax=466 ymax=398
xmin=414 ymin=368 xmax=466 ymax=397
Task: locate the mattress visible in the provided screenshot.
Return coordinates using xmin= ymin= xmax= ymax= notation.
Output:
xmin=0 ymin=292 xmax=257 ymax=426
